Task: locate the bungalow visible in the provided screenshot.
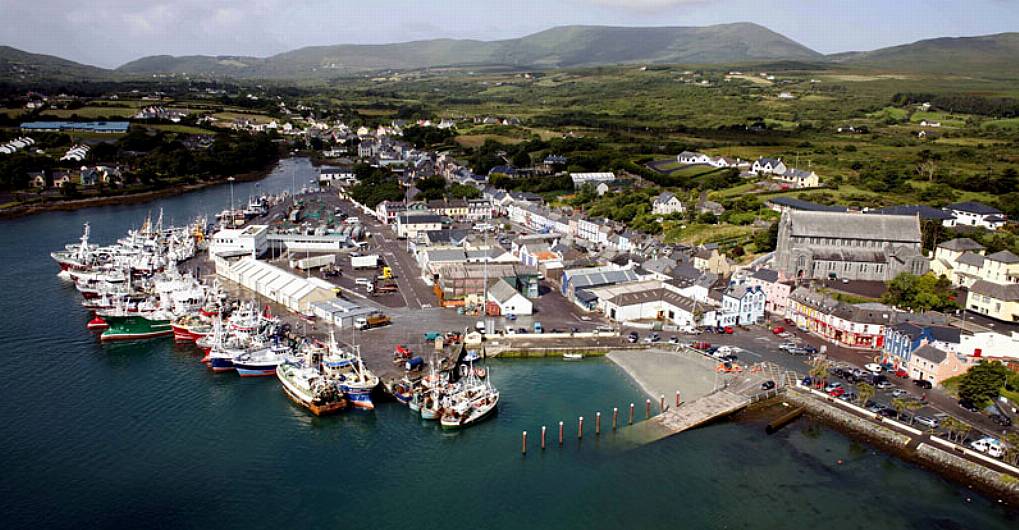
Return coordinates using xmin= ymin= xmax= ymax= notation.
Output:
xmin=751 ymin=157 xmax=787 ymax=176
xmin=775 ymin=168 xmax=819 ymax=188
xmin=652 ymin=192 xmax=685 ymax=216
xmin=943 ymin=201 xmax=1006 ymax=230
xmin=29 ymin=171 xmax=47 ymax=188
xmin=677 ymin=151 xmax=711 ymax=165
xmin=487 ymin=278 xmax=533 ymax=316
xmin=52 ymin=171 xmax=72 ymax=188
xmin=919 ymin=120 xmax=941 ymax=128
xmin=766 ymin=197 xmax=847 ymax=214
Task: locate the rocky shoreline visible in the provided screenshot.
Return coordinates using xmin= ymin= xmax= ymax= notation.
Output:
xmin=0 ymin=164 xmax=275 ymax=220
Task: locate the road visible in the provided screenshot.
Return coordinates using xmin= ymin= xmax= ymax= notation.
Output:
xmin=618 ymin=323 xmax=1016 ymax=445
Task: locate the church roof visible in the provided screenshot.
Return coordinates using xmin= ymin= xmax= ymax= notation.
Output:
xmin=786 ymin=211 xmax=920 ymax=242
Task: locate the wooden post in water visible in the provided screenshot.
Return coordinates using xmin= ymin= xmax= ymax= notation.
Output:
xmin=645 ymin=399 xmax=651 ymax=418
xmin=676 ymin=390 xmax=681 ymax=407
xmin=612 ymin=407 xmax=618 ymax=430
xmin=595 ymin=412 xmax=601 ymax=435
xmin=578 ymin=416 xmax=584 ymax=439
xmin=628 ymin=403 xmax=634 ymax=425
xmin=522 ymin=431 xmax=527 ymax=455
xmin=558 ymin=421 xmax=564 ymax=446
xmin=660 ymin=394 xmax=665 ymax=413
xmin=541 ymin=425 xmax=546 ymax=450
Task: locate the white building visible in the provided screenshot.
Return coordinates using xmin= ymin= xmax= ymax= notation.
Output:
xmin=751 ymin=157 xmax=787 ymax=176
xmin=569 ymin=172 xmax=615 ymax=187
xmin=310 ymin=299 xmax=375 ymax=329
xmin=942 ymin=202 xmax=1007 ymax=230
xmin=209 ymin=225 xmax=268 ymax=258
xmin=677 ymin=151 xmax=711 ymax=165
xmin=652 ymin=192 xmax=685 ymax=216
xmin=396 ymin=213 xmax=443 ymax=239
xmin=602 ymin=287 xmax=703 ymax=327
xmin=488 ymin=278 xmax=533 ymax=315
xmin=215 ymin=258 xmax=335 ymax=314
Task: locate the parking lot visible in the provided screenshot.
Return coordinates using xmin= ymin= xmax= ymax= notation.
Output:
xmin=617 ymin=322 xmax=1016 ymax=450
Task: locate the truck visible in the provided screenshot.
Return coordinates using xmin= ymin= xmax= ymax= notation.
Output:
xmin=290 ymin=254 xmax=336 ymax=270
xmin=351 ymin=254 xmax=380 ymax=270
xmin=379 ymin=266 xmax=394 ymax=280
xmin=354 ymin=313 xmax=391 ymax=330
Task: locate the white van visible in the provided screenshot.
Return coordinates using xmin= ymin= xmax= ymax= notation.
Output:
xmin=969 ymin=437 xmax=1004 ymax=458
xmin=355 ymin=278 xmax=373 ymax=288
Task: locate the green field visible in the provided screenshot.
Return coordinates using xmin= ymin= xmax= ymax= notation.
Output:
xmin=144 ymin=124 xmax=215 ymax=135
xmin=40 ymin=107 xmax=137 ymax=119
xmin=981 ymin=117 xmax=1019 ymax=131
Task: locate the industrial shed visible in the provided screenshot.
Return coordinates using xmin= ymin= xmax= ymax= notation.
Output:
xmin=216 ymin=258 xmax=335 ymax=313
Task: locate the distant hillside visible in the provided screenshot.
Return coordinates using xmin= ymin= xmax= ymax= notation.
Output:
xmin=116 ymin=23 xmax=822 ymax=78
xmin=832 ymin=33 xmax=1019 ymax=76
xmin=0 ymin=46 xmax=111 ymax=82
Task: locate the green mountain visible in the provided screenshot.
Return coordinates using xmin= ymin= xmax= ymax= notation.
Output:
xmin=115 ymin=23 xmax=822 ymax=78
xmin=832 ymin=33 xmax=1019 ymax=75
xmin=0 ymin=46 xmax=111 ymax=81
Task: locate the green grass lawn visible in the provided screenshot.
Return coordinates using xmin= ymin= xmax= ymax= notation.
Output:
xmin=144 ymin=124 xmax=216 ymax=135
xmin=40 ymin=107 xmax=137 ymax=119
xmin=662 ymin=222 xmax=755 ymax=245
xmin=981 ymin=117 xmax=1019 ymax=131
xmin=867 ymin=106 xmax=909 ymax=121
xmin=909 ymin=110 xmax=968 ymax=128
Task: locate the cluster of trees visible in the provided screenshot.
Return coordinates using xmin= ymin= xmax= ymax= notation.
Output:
xmin=881 ymin=272 xmax=957 ymax=312
xmin=488 ymin=173 xmax=574 ymax=195
xmin=892 ymin=93 xmax=1019 ymax=118
xmin=412 ymin=175 xmax=481 ymax=201
xmin=124 ymin=131 xmax=278 ymax=187
xmin=401 ymin=126 xmax=456 ymax=149
xmin=348 ymin=164 xmax=403 ymax=208
xmin=957 ymin=361 xmax=1016 ymax=406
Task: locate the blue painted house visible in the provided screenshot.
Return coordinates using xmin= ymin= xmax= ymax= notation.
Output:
xmin=884 ymin=323 xmax=962 ymax=366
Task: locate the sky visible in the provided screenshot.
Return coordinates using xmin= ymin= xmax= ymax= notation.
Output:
xmin=2 ymin=0 xmax=1017 ymax=68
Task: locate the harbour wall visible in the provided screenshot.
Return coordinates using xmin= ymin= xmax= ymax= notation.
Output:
xmin=785 ymin=388 xmax=1019 ymax=504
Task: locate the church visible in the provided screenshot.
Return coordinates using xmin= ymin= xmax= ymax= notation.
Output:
xmin=774 ymin=210 xmax=928 ymax=282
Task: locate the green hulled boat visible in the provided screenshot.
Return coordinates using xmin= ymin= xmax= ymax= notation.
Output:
xmin=99 ymin=314 xmax=173 ymax=342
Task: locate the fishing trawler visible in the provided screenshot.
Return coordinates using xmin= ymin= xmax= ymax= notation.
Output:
xmin=276 ymin=347 xmax=347 ymax=416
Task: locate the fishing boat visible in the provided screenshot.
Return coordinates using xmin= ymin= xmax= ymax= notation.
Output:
xmin=51 ymin=223 xmax=98 ymax=273
xmin=276 ymin=360 xmax=347 ymax=416
xmin=233 ymin=339 xmax=292 ymax=377
xmin=322 ymin=340 xmax=380 ymax=410
xmin=563 ymin=352 xmax=584 ymax=361
xmin=439 ymin=364 xmax=499 ymax=430
xmin=171 ymin=314 xmax=212 ymax=342
xmin=389 ymin=378 xmax=414 ymax=405
xmin=99 ymin=312 xmax=173 ymax=342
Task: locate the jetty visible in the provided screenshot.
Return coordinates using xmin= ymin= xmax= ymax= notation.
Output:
xmin=610 ymin=348 xmax=795 ymax=444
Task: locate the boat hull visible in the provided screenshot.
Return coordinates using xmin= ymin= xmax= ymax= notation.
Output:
xmin=100 ymin=315 xmax=172 ymax=342
xmin=279 ymin=378 xmax=346 ymax=416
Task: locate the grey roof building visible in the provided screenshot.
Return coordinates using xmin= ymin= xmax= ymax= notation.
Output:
xmin=774 ymin=211 xmax=927 ymax=281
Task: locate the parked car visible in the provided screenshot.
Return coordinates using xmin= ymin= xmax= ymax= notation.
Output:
xmin=691 ymin=341 xmax=711 ymax=350
xmin=771 ymin=326 xmax=785 ymax=335
xmin=890 ymin=389 xmax=909 ymax=398
xmin=990 ymin=414 xmax=1013 ymax=427
xmin=866 ymin=402 xmax=886 ymax=414
xmin=761 ymin=380 xmax=776 ymax=390
xmin=720 ymin=354 xmax=739 ymax=363
xmin=838 ymin=392 xmax=858 ymax=403
xmin=824 ymin=382 xmax=843 ymax=393
xmin=723 ymin=326 xmax=734 ymax=334
xmin=915 ymin=416 xmax=940 ymax=428
xmin=957 ymin=399 xmax=980 ymax=412
xmin=778 ymin=342 xmax=797 ymax=352
xmin=668 ymin=336 xmax=679 ymax=344
xmin=644 ymin=333 xmax=661 ymax=343
xmin=864 ymin=363 xmax=883 ymax=374
xmin=778 ymin=332 xmax=793 ymax=339
xmin=913 ymin=379 xmax=933 ymax=389
xmin=875 ymin=380 xmax=893 ymax=390
xmin=894 ymin=368 xmax=909 ymax=378
xmin=505 ymin=313 xmax=517 ymax=321
xmin=828 ymin=386 xmax=846 ymax=398
xmin=627 ymin=332 xmax=639 ymax=344
xmin=800 ymin=345 xmax=818 ymax=355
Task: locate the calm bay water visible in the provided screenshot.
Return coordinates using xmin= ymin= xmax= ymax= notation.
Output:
xmin=1 ymin=158 xmax=1014 ymax=529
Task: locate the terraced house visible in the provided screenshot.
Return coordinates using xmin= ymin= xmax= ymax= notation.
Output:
xmin=787 ymin=287 xmax=897 ymax=350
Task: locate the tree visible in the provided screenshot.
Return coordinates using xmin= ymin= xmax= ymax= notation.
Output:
xmin=903 ymin=400 xmax=924 ymax=425
xmin=890 ymin=397 xmax=908 ymax=421
xmin=753 ymin=221 xmax=779 ymax=253
xmin=1003 ymin=432 xmax=1019 ymax=466
xmin=882 ymin=272 xmax=956 ymax=312
xmin=957 ymin=361 xmax=1010 ymax=406
xmin=856 ymin=382 xmax=875 ymax=406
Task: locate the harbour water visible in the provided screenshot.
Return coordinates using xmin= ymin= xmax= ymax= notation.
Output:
xmin=1 ymin=158 xmax=1015 ymax=529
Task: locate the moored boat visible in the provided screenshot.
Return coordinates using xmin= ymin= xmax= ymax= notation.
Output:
xmin=99 ymin=313 xmax=172 ymax=342
xmin=276 ymin=361 xmax=347 ymax=416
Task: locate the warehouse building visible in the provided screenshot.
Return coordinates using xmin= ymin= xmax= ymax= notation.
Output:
xmin=215 ymin=258 xmax=335 ymax=314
